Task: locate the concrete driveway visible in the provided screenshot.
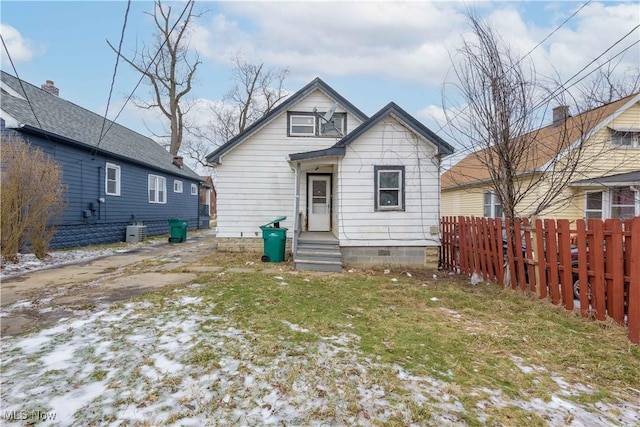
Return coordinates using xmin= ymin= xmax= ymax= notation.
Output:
xmin=1 ymin=230 xmax=223 ymax=336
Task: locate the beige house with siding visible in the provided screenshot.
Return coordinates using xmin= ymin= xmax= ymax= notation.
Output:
xmin=441 ymin=93 xmax=640 ymax=221
xmin=206 ymin=78 xmax=454 ymax=271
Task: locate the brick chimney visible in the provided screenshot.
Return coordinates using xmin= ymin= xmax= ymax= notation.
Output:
xmin=173 ymin=156 xmax=184 ymax=168
xmin=41 ymin=80 xmax=59 ymax=96
xmin=552 ymin=105 xmax=570 ymax=126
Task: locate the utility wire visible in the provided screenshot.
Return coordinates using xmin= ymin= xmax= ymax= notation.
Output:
xmin=97 ymin=0 xmax=194 ymax=146
xmin=1 ymin=33 xmax=47 ymax=134
xmin=94 ymin=0 xmax=131 ymax=158
xmin=434 ymin=0 xmax=593 ymax=137
xmin=443 ymin=25 xmax=640 ymax=162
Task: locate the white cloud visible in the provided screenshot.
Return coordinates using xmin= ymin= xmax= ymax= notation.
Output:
xmin=0 ymin=24 xmax=40 ymax=66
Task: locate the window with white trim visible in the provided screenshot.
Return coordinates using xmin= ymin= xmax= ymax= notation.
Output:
xmin=585 ymin=191 xmax=603 ymax=220
xmin=610 ymin=187 xmax=636 ymax=219
xmin=288 ymin=112 xmax=346 ymax=137
xmin=374 ymin=166 xmax=405 ymax=211
xmin=191 ymin=183 xmax=198 ymax=195
xmin=105 ymin=163 xmax=120 ymax=196
xmin=148 ymin=174 xmax=166 ymax=204
xmin=289 ymin=114 xmax=316 ymax=136
xmin=174 ymin=180 xmax=183 ymax=193
xmin=610 ymin=129 xmax=640 ymax=148
xmin=483 ymin=191 xmax=503 ymax=218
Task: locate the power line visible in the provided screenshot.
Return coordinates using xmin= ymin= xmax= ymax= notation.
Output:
xmin=95 ymin=0 xmax=131 ymax=158
xmin=434 ymin=0 xmax=593 ymax=138
xmin=0 ymin=33 xmax=46 ymax=133
xmin=442 ymin=24 xmax=640 ymax=162
xmin=97 ymin=0 xmax=195 ymax=146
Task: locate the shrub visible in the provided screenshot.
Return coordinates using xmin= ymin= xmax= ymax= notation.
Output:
xmin=1 ymin=135 xmax=66 ymax=262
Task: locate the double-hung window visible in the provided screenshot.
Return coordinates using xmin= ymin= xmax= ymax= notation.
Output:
xmin=585 ymin=191 xmax=603 ymax=220
xmin=610 ymin=187 xmax=636 ymax=219
xmin=191 ymin=183 xmax=198 ymax=195
xmin=374 ymin=166 xmax=405 ymax=211
xmin=105 ymin=163 xmax=121 ymax=196
xmin=289 ymin=114 xmax=316 ymax=136
xmin=148 ymin=174 xmax=166 ymax=204
xmin=174 ymin=180 xmax=183 ymax=193
xmin=483 ymin=192 xmax=503 ymax=218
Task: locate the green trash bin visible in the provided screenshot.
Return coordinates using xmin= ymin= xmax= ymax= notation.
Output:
xmin=260 ymin=216 xmax=287 ymax=262
xmin=168 ymin=218 xmax=188 ymax=243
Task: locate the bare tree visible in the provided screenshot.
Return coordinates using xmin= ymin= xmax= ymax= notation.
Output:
xmin=183 ymin=55 xmax=289 ymax=168
xmin=108 ymin=0 xmax=203 ymax=156
xmin=442 ymin=13 xmax=609 ymax=223
xmin=577 ymin=58 xmax=640 ymax=109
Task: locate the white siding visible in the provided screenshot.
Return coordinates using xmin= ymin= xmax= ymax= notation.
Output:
xmin=215 ymin=89 xmax=362 ymax=237
xmin=337 ymin=117 xmax=441 ymax=247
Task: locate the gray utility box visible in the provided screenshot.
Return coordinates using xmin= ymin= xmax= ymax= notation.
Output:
xmin=126 ymin=225 xmax=147 ymax=243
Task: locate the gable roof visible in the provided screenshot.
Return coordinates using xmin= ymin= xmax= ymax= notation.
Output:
xmin=205 ymin=77 xmax=369 ymax=164
xmin=441 ymin=93 xmax=640 ymax=190
xmin=289 ymin=102 xmax=454 ymax=161
xmin=0 ymin=70 xmax=201 ymax=181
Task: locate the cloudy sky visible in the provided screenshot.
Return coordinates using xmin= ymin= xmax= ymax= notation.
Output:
xmin=1 ymin=1 xmax=638 ymax=171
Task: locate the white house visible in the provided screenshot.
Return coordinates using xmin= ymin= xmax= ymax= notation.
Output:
xmin=206 ymin=78 xmax=454 ymax=271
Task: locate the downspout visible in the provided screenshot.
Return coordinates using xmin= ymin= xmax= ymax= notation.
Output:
xmin=197 ymin=182 xmax=201 ymax=230
xmin=293 ymin=162 xmax=301 ymax=257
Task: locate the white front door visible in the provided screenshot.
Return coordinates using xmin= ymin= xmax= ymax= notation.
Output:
xmin=308 ymin=175 xmax=331 ymax=231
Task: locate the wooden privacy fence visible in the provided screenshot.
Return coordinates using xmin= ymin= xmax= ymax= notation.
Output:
xmin=440 ymin=216 xmax=640 ymax=344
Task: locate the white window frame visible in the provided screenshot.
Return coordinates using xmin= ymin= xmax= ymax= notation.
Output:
xmin=191 ymin=183 xmax=198 ymax=195
xmin=289 ymin=114 xmax=316 ymax=136
xmin=611 ymin=130 xmax=640 ymax=148
xmin=174 ymin=180 xmax=183 ymax=193
xmin=148 ymin=174 xmax=167 ymax=204
xmin=584 ymin=190 xmax=603 ymax=220
xmin=105 ymin=163 xmax=121 ymax=196
xmin=483 ymin=192 xmax=502 ymax=218
xmin=374 ymin=166 xmax=404 ymax=211
xmin=609 ymin=186 xmax=638 ymax=219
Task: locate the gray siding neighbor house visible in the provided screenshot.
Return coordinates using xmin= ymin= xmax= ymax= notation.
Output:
xmin=0 ymin=70 xmax=207 ymax=249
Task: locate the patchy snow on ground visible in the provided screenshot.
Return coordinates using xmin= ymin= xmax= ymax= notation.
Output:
xmin=0 ymin=237 xmax=168 ymax=280
xmin=2 ymin=289 xmax=639 ymax=426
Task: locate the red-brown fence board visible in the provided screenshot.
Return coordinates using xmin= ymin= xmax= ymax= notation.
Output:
xmin=629 ymin=217 xmax=640 ymax=344
xmin=440 ymin=216 xmax=639 ymax=344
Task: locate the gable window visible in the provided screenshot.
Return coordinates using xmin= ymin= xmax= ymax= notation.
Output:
xmin=483 ymin=192 xmax=503 ymax=218
xmin=610 ymin=129 xmax=640 ymax=148
xmin=289 ymin=114 xmax=316 ymax=136
xmin=105 ymin=163 xmax=120 ymax=196
xmin=148 ymin=174 xmax=166 ymax=204
xmin=174 ymin=180 xmax=183 ymax=193
xmin=585 ymin=191 xmax=603 ymax=220
xmin=374 ymin=166 xmax=405 ymax=211
xmin=288 ymin=112 xmax=347 ymax=137
xmin=191 ymin=183 xmax=198 ymax=195
xmin=319 ymin=114 xmax=346 ymax=137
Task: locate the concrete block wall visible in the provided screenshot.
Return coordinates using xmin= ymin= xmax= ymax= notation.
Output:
xmin=342 ymin=246 xmax=439 ymax=269
xmin=49 ymin=219 xmax=197 ymax=249
xmin=217 ymin=237 xmax=293 ymax=256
